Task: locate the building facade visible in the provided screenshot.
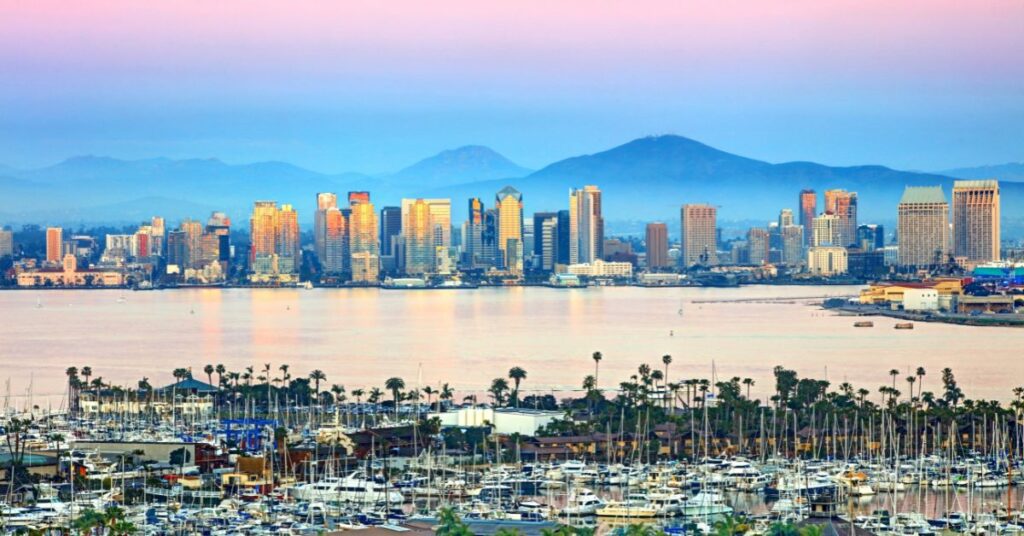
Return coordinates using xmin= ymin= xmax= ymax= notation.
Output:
xmin=680 ymin=204 xmax=718 ymax=267
xmin=952 ymin=179 xmax=1000 ymax=264
xmin=645 ymin=222 xmax=669 ymax=269
xmin=897 ymin=186 xmax=949 ymax=268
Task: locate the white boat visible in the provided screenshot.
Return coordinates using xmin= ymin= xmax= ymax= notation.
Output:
xmin=288 ymin=471 xmax=404 ymax=504
xmin=559 ymin=489 xmax=606 ymax=516
xmin=680 ymin=492 xmax=733 ymax=517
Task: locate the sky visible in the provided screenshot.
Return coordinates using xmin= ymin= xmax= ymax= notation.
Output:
xmin=0 ymin=0 xmax=1022 ymax=173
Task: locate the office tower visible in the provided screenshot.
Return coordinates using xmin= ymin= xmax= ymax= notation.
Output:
xmin=277 ymin=204 xmax=300 ymax=273
xmin=856 ymin=224 xmax=885 ymax=251
xmin=799 ymin=190 xmax=817 ymax=246
xmin=897 ymin=186 xmax=949 ymax=268
xmin=349 ymin=194 xmax=379 ymax=282
xmin=781 ymin=225 xmax=804 ymax=266
xmin=380 ymin=206 xmax=402 ymax=257
xmin=314 ymin=192 xmax=339 ymax=265
xmin=680 ymin=204 xmax=717 ymax=267
xmin=321 ymin=207 xmax=347 ymax=273
xmin=645 ymin=222 xmax=669 ymax=269
xmin=746 ymin=227 xmax=770 ymax=265
xmin=149 ymin=217 xmax=166 ymax=257
xmin=179 ymin=219 xmax=204 ymax=268
xmin=495 ymin=186 xmax=523 ymax=272
xmin=953 ymin=180 xmax=1000 ymax=263
xmin=463 ymin=199 xmax=487 ymax=269
xmin=778 ymin=209 xmax=795 ymax=228
xmin=537 ymin=213 xmax=559 ymax=272
xmin=206 ymin=212 xmax=232 ymax=264
xmin=824 ymin=189 xmax=858 ymax=247
xmin=569 ymin=186 xmax=603 ymax=264
xmin=166 ymin=230 xmax=188 ymax=268
xmin=250 ymin=201 xmax=279 ymax=268
xmin=812 ymin=213 xmax=840 ymax=247
xmin=46 ymin=227 xmax=63 ymax=263
xmin=556 ymin=210 xmax=570 ymax=266
xmin=0 ymin=228 xmax=13 ymax=257
xmin=402 ymin=199 xmax=436 ymax=275
xmin=482 ymin=208 xmax=499 ymax=268
xmin=133 ymin=227 xmax=151 ymax=259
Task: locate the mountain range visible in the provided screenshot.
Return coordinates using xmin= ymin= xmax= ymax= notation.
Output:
xmin=1 ymin=135 xmax=1020 ymax=237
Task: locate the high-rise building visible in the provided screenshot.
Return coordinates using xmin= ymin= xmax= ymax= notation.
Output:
xmin=249 ymin=201 xmax=300 ymax=275
xmin=250 ymin=201 xmax=278 ymax=267
xmin=166 ymin=230 xmax=188 ymax=268
xmin=401 ymin=199 xmax=441 ymax=275
xmin=495 ymin=186 xmax=523 ymax=272
xmin=645 ymin=222 xmax=669 ymax=269
xmin=205 ymin=211 xmax=232 ymax=264
xmin=780 ymin=225 xmax=804 ymax=267
xmin=463 ymin=199 xmax=489 ymax=269
xmin=380 ymin=206 xmax=402 ymax=258
xmin=179 ymin=219 xmax=204 ymax=269
xmin=321 ymin=207 xmax=347 ymax=274
xmin=149 ymin=217 xmax=166 ymax=257
xmin=349 ymin=194 xmax=379 ymax=282
xmin=0 ymin=228 xmax=13 ymax=257
xmin=897 ymin=186 xmax=949 ymax=268
xmin=314 ymin=192 xmax=339 ymax=266
xmin=680 ymin=204 xmax=717 ymax=267
xmin=569 ymin=186 xmax=603 ymax=264
xmin=746 ymin=228 xmax=770 ymax=265
xmin=778 ymin=209 xmax=795 ymax=228
xmin=807 ymin=246 xmax=848 ymax=276
xmin=556 ymin=210 xmax=571 ymax=266
xmin=856 ymin=224 xmax=885 ymax=251
xmin=536 ymin=213 xmax=559 ymax=272
xmin=46 ymin=227 xmax=63 ymax=263
xmin=952 ymin=180 xmax=1000 ymax=263
xmin=824 ymin=189 xmax=858 ymax=247
xmin=812 ymin=213 xmax=840 ymax=247
xmin=277 ymin=204 xmax=300 ymax=273
xmin=799 ymin=190 xmax=817 ymax=246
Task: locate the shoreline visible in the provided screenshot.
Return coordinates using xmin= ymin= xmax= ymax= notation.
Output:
xmin=831 ymin=304 xmax=1024 ymax=328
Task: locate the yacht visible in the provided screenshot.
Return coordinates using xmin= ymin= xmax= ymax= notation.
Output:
xmin=560 ymin=489 xmax=606 ymax=516
xmin=288 ymin=471 xmax=404 ymax=504
xmin=680 ymin=492 xmax=733 ymax=517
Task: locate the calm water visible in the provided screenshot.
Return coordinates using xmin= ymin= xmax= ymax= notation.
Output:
xmin=0 ymin=286 xmax=1020 ymax=408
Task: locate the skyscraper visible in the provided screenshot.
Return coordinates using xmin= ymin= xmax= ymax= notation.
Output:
xmin=46 ymin=227 xmax=63 ymax=263
xmin=799 ymin=190 xmax=816 ymax=246
xmin=556 ymin=210 xmax=571 ymax=266
xmin=250 ymin=201 xmax=279 ymax=272
xmin=824 ymin=189 xmax=858 ymax=247
xmin=812 ymin=213 xmax=840 ymax=247
xmin=277 ymin=204 xmax=300 ymax=273
xmin=680 ymin=204 xmax=717 ymax=267
xmin=780 ymin=225 xmax=804 ymax=267
xmin=402 ymin=198 xmax=449 ymax=275
xmin=321 ymin=207 xmax=347 ymax=273
xmin=897 ymin=186 xmax=948 ymax=268
xmin=645 ymin=222 xmax=669 ymax=269
xmin=206 ymin=211 xmax=232 ymax=264
xmin=495 ymin=186 xmax=523 ymax=272
xmin=314 ymin=192 xmax=339 ymax=265
xmin=379 ymin=206 xmax=402 ymax=258
xmin=0 ymin=228 xmax=13 ymax=258
xmin=569 ymin=186 xmax=603 ymax=264
xmin=349 ymin=194 xmax=379 ymax=282
xmin=952 ymin=180 xmax=1000 ymax=263
xmin=536 ymin=213 xmax=559 ymax=272
xmin=463 ymin=199 xmax=488 ymax=269
xmin=747 ymin=227 xmax=770 ymax=265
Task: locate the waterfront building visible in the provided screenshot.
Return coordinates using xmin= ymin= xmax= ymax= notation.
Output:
xmin=102 ymin=234 xmax=133 ymax=263
xmin=680 ymin=204 xmax=718 ymax=267
xmin=495 ymin=186 xmax=524 ymax=273
xmin=402 ymin=199 xmax=435 ymax=275
xmin=277 ymin=204 xmax=300 ymax=274
xmin=379 ymin=206 xmax=402 ymax=258
xmin=149 ymin=216 xmax=166 ymax=257
xmin=249 ymin=201 xmax=300 ymax=279
xmin=897 ymin=186 xmax=948 ymax=268
xmin=349 ymin=194 xmax=379 ymax=283
xmin=205 ymin=212 xmax=232 ymax=265
xmin=806 ymin=246 xmax=848 ymax=276
xmin=534 ymin=212 xmax=559 ymax=272
xmin=567 ymin=259 xmax=633 ymax=278
xmin=46 ymin=227 xmax=62 ymax=264
xmin=556 ymin=210 xmax=571 ymax=266
xmin=824 ymin=189 xmax=858 ymax=247
xmin=463 ymin=198 xmax=486 ymax=269
xmin=746 ymin=227 xmax=770 ymax=265
xmin=0 ymin=228 xmax=13 ymax=257
xmin=569 ymin=186 xmax=603 ymax=264
xmin=952 ymin=179 xmax=1000 ymax=263
xmin=645 ymin=222 xmax=669 ymax=269
xmin=847 ymin=248 xmax=886 ymax=279
xmin=16 ymin=254 xmax=125 ymax=287
xmin=799 ymin=189 xmax=816 ymax=246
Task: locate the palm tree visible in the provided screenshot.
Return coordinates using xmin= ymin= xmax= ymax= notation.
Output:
xmin=368 ymin=387 xmax=383 ymax=405
xmin=742 ymin=378 xmax=755 ymax=400
xmin=592 ymin=351 xmax=602 ymax=387
xmin=489 ymin=378 xmax=510 ymax=406
xmin=915 ymin=366 xmax=926 ymax=398
xmin=906 ymin=376 xmax=916 ymax=402
xmin=440 ymin=383 xmax=454 ymax=410
xmin=279 ymin=364 xmax=291 ymax=382
xmin=889 ymin=368 xmax=899 ymax=391
xmin=508 ymin=367 xmax=527 ymax=407
xmin=423 ymin=386 xmax=437 ymax=412
xmin=215 ymin=364 xmax=226 ymax=387
xmin=204 ymin=364 xmax=215 ymax=386
xmin=81 ymin=366 xmax=93 ymax=389
xmin=309 ymin=370 xmax=327 ymax=404
xmin=352 ymin=388 xmax=365 ymax=406
xmin=65 ymin=367 xmax=79 ymax=414
xmin=385 ymin=377 xmax=405 ymax=417
xmin=662 ymin=354 xmax=672 ymax=386
xmin=330 ymin=384 xmax=345 ymax=406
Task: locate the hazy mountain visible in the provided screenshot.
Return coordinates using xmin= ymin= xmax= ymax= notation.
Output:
xmin=939 ymin=163 xmax=1024 ymax=182
xmin=389 ymin=145 xmax=532 ymax=188
xmin=2 ymin=137 xmax=1022 ymax=238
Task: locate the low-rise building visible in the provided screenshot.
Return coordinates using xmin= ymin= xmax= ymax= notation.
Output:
xmin=806 ymin=246 xmax=848 ymax=276
xmin=429 ymin=407 xmax=560 ymax=436
xmin=567 ymin=260 xmax=633 ymax=278
xmin=16 ymin=254 xmax=125 ymax=287
xmin=903 ymin=288 xmax=939 ymax=311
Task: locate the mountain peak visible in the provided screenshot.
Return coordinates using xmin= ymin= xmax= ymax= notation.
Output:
xmin=391 ymin=145 xmax=532 ymax=187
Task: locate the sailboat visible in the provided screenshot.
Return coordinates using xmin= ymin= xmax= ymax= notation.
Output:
xmin=35 ymin=298 xmax=42 ymax=309
xmin=678 ymin=299 xmax=684 ymax=316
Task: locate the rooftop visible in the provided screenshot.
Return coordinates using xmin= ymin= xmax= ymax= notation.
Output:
xmin=899 ymin=186 xmax=946 ymax=205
